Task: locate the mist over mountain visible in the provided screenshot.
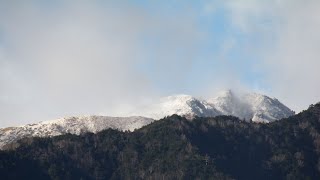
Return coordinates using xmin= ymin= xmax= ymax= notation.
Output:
xmin=131 ymin=90 xmax=294 ymax=122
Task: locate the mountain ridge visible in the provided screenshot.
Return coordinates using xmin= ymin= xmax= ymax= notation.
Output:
xmin=131 ymin=90 xmax=294 ymax=122
xmin=0 ymin=90 xmax=295 ymax=149
xmin=0 ymin=116 xmax=154 ymax=149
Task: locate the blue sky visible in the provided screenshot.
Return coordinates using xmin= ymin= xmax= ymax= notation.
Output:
xmin=131 ymin=0 xmax=266 ymax=94
xmin=0 ymin=0 xmax=320 ymax=127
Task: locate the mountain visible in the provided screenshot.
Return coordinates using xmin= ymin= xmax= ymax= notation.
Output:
xmin=0 ymin=90 xmax=294 ymax=149
xmin=0 ymin=116 xmax=154 ymax=150
xmin=131 ymin=94 xmax=220 ymax=119
xmin=208 ymin=90 xmax=295 ymax=122
xmin=1 ymin=103 xmax=320 ymax=179
xmin=132 ymin=90 xmax=295 ymax=123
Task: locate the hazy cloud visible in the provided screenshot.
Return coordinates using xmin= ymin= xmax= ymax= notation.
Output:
xmin=1 ymin=0 xmax=319 ymax=127
xmin=208 ymin=0 xmax=320 ymax=111
xmin=0 ymin=1 xmax=202 ymax=127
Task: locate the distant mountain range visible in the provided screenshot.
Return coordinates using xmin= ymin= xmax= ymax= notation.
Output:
xmin=0 ymin=90 xmax=294 ymax=149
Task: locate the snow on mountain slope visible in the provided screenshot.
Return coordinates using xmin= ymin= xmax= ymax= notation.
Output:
xmin=0 ymin=116 xmax=154 ymax=149
xmin=243 ymin=93 xmax=295 ymax=122
xmin=0 ymin=90 xmax=294 ymax=149
xmin=208 ymin=90 xmax=295 ymax=123
xmin=131 ymin=94 xmax=220 ymax=119
xmin=132 ymin=90 xmax=294 ymax=123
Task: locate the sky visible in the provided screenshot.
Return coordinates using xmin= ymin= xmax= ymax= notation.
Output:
xmin=0 ymin=0 xmax=320 ymax=127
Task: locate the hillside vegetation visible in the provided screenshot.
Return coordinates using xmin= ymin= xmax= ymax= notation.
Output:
xmin=1 ymin=103 xmax=320 ymax=180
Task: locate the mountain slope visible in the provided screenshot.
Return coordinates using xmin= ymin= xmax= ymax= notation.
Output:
xmin=0 ymin=116 xmax=154 ymax=149
xmin=0 ymin=90 xmax=294 ymax=149
xmin=132 ymin=94 xmax=220 ymax=119
xmin=1 ymin=103 xmax=320 ymax=179
xmin=133 ymin=90 xmax=294 ymax=122
xmin=208 ymin=90 xmax=295 ymax=122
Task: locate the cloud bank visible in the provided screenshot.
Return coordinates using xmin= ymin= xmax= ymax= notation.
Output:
xmin=0 ymin=0 xmax=319 ymax=127
xmin=219 ymin=0 xmax=320 ymax=111
xmin=0 ymin=1 xmax=202 ymax=127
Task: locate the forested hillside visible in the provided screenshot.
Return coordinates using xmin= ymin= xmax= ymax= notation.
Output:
xmin=1 ymin=103 xmax=320 ymax=180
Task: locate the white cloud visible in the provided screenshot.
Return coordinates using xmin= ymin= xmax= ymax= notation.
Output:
xmin=209 ymin=0 xmax=320 ymax=111
xmin=0 ymin=1 xmax=201 ymax=127
xmin=1 ymin=0 xmax=319 ymax=127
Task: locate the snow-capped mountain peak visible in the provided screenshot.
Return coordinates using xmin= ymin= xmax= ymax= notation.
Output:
xmin=208 ymin=90 xmax=295 ymax=122
xmin=0 ymin=90 xmax=295 ymax=149
xmin=132 ymin=90 xmax=294 ymax=123
xmin=242 ymin=93 xmax=295 ymax=122
xmin=131 ymin=94 xmax=219 ymax=119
